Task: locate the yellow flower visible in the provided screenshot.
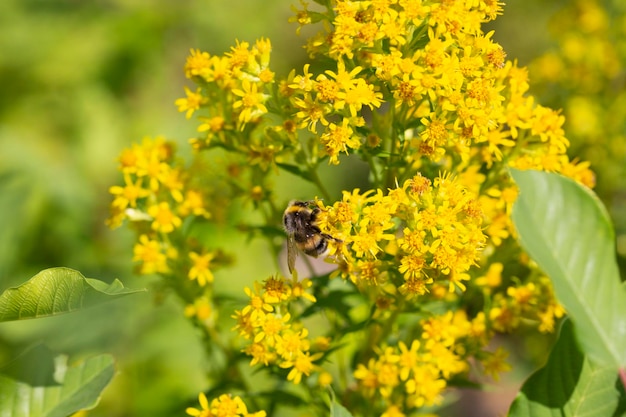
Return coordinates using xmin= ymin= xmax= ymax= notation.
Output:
xmin=184 ymin=49 xmax=212 ymax=79
xmin=381 ymin=405 xmax=406 ymax=417
xmin=211 ymin=394 xmax=245 ymax=417
xmin=178 ymin=189 xmax=210 ymax=218
xmin=399 ymin=276 xmax=432 ymax=298
xmin=275 ymin=328 xmax=310 ymax=361
xmin=188 ymin=251 xmax=215 ymax=286
xmin=405 ymin=365 xmax=446 ymax=407
xmin=397 ymin=340 xmax=420 ymax=381
xmin=176 ymin=86 xmax=206 ymax=119
xmin=319 ymin=118 xmax=361 ymax=164
xmin=293 ymin=94 xmax=329 ymax=133
xmin=186 ymin=392 xmax=210 ymax=417
xmin=254 ymin=313 xmax=291 ymax=346
xmin=244 ymin=342 xmax=277 ymax=366
xmin=184 ymin=296 xmax=213 ymax=322
xmin=335 ymin=78 xmax=383 ymax=117
xmin=132 ymin=234 xmax=170 ymax=274
xmin=108 ymin=174 xmax=149 ymax=210
xmin=232 ymin=79 xmax=269 ymax=125
xmin=398 ymin=254 xmax=426 ymax=280
xmin=227 ymin=40 xmax=252 ymax=70
xmin=324 ymin=60 xmax=362 ymax=91
xmin=262 ymin=275 xmax=291 ymax=303
xmin=481 ymin=347 xmax=511 ymax=381
xmin=289 ymin=277 xmax=317 ymax=303
xmin=198 ymin=116 xmax=225 ymax=134
xmin=280 ymin=351 xmax=322 ymax=384
xmin=475 ymin=262 xmax=503 ymax=290
xmin=147 ymin=202 xmax=182 ymax=233
xmin=488 ymin=299 xmax=521 ymax=333
xmin=188 ymin=393 xmax=266 ymax=417
xmin=354 ymin=359 xmax=379 ymax=397
xmin=420 ymin=112 xmax=451 ymax=158
xmin=241 ymin=284 xmax=273 ymax=322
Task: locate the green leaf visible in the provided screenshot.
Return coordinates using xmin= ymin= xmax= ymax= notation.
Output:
xmin=0 ymin=267 xmax=145 ymax=322
xmin=0 ymin=344 xmax=58 ymax=386
xmin=328 ymin=387 xmax=354 ymax=417
xmin=331 ymin=401 xmax=354 ymax=417
xmin=510 ymin=169 xmax=626 ymax=368
xmin=276 ymin=162 xmax=315 ymax=183
xmin=0 ymin=354 xmax=115 ymax=417
xmin=509 ymin=320 xmax=625 ymax=417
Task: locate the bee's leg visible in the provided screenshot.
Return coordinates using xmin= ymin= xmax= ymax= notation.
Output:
xmin=321 ymin=232 xmax=342 ymax=243
xmin=310 ymin=207 xmax=321 ymax=221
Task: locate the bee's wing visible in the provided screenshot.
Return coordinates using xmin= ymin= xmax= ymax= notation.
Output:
xmin=286 ymin=233 xmax=298 ymax=274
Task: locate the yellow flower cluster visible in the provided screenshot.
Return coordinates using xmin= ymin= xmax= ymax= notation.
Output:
xmin=489 ymin=276 xmax=566 ymax=334
xmin=105 ymin=0 xmax=602 ymax=415
xmin=232 ymin=276 xmax=325 ymax=385
xmin=107 ymin=136 xmax=229 ymax=324
xmin=319 ymin=173 xmax=485 ymax=297
xmin=175 ymin=39 xmax=279 ymax=164
xmin=186 ymin=392 xmax=266 ymax=417
xmin=286 ymin=0 xmax=593 ymax=185
xmin=353 ymin=310 xmax=505 ymax=410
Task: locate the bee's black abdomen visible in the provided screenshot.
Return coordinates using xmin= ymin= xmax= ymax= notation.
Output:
xmin=315 ymin=237 xmax=328 ymax=254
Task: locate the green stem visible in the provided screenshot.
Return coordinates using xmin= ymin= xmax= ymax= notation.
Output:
xmin=308 ymin=164 xmax=332 ymax=201
xmin=364 ymin=151 xmax=382 ymax=189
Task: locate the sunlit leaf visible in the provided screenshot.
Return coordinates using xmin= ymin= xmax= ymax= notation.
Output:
xmin=0 ymin=354 xmax=115 ymax=417
xmin=0 ymin=267 xmax=144 ymax=322
xmin=511 ymin=169 xmax=626 ymax=368
xmin=509 ymin=320 xmax=625 ymax=417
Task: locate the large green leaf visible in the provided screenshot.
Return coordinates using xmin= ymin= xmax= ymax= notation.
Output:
xmin=0 ymin=354 xmax=115 ymax=417
xmin=510 ymin=169 xmax=626 ymax=368
xmin=0 ymin=267 xmax=144 ymax=322
xmin=509 ymin=320 xmax=626 ymax=417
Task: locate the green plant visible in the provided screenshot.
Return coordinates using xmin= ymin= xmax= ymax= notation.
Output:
xmin=2 ymin=1 xmax=624 ymax=416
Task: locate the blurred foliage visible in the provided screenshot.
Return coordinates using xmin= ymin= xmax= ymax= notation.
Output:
xmin=0 ymin=1 xmax=298 ymax=415
xmin=0 ymin=0 xmax=624 ymax=416
xmin=488 ymin=0 xmax=626 ymax=273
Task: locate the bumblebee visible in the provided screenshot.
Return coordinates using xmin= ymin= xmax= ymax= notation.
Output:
xmin=283 ymin=200 xmax=340 ymax=274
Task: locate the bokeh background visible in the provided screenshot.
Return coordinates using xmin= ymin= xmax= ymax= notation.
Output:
xmin=0 ymin=0 xmax=624 ymax=416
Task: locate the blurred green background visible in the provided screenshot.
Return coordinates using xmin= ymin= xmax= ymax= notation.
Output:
xmin=0 ymin=0 xmax=624 ymax=416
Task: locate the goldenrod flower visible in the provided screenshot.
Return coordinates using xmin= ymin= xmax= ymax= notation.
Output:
xmin=232 ymin=79 xmax=268 ymax=125
xmin=108 ymin=174 xmax=149 ymax=210
xmin=481 ymin=347 xmax=511 ymax=381
xmin=186 ymin=392 xmax=210 ymax=417
xmin=184 ymin=49 xmax=212 ymax=79
xmin=132 ymin=234 xmax=170 ymax=275
xmin=280 ymin=351 xmax=323 ymax=384
xmin=186 ymin=393 xmax=266 ymax=417
xmin=188 ymin=251 xmax=215 ymax=287
xmin=176 ymin=86 xmax=206 ymax=119
xmin=184 ymin=296 xmax=213 ymax=322
xmin=320 ymin=118 xmax=361 ymax=164
xmin=147 ymin=201 xmax=182 ymax=234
